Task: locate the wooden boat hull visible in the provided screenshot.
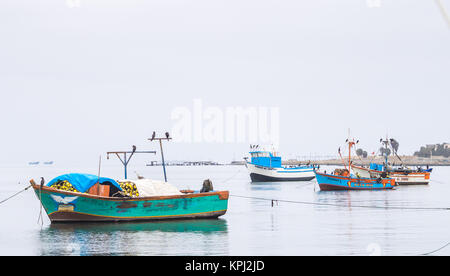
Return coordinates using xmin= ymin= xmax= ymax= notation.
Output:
xmin=351 ymin=165 xmax=430 ymax=185
xmin=32 ymin=184 xmax=229 ymax=223
xmin=315 ymin=172 xmax=396 ymax=191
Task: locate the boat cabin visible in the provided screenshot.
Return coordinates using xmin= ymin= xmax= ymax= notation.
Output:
xmin=369 ymin=163 xmax=385 ymax=172
xmin=249 ymin=151 xmax=282 ymax=168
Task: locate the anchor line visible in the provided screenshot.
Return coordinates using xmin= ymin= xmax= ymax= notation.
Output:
xmin=0 ymin=185 xmax=32 ymax=206
xmin=218 ymin=168 xmax=244 ymax=184
xmin=420 ymin=241 xmax=450 ymax=256
xmin=229 ymin=194 xmax=450 ymax=211
xmin=37 ymin=184 xmax=44 ymax=227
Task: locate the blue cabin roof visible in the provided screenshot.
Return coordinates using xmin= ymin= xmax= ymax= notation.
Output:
xmin=249 ymin=151 xmax=282 ymax=168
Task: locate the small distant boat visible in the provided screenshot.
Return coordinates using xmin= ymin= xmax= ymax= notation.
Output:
xmin=28 ymin=162 xmax=39 ymax=166
xmin=315 ymin=138 xmax=396 ymax=191
xmin=245 ymin=146 xmax=315 ymax=182
xmin=43 ymin=161 xmax=54 ymax=165
xmin=351 ymin=137 xmax=432 ymax=185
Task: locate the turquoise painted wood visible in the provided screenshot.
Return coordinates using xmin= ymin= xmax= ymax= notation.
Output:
xmin=32 ymin=184 xmax=229 ymax=222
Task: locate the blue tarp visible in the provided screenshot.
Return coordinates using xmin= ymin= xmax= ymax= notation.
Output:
xmin=46 ymin=173 xmax=122 ymax=193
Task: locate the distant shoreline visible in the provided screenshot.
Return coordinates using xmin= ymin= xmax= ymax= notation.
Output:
xmin=283 ymin=156 xmax=450 ymax=167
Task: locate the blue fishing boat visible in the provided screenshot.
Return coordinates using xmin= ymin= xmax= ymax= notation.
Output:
xmin=245 ymin=146 xmax=315 ymax=182
xmin=315 ymin=170 xmax=396 ymax=191
xmin=315 ymin=138 xmax=396 ymax=191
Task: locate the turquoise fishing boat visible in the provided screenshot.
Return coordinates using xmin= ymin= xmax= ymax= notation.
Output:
xmin=30 ymin=174 xmax=229 ymax=223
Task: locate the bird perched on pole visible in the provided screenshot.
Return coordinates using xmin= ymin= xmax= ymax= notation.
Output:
xmin=151 ymin=131 xmax=156 ymax=141
xmin=165 ymin=132 xmax=170 ymax=139
xmin=40 ymin=177 xmax=45 ymax=186
xmin=132 ymin=145 xmax=137 ymax=153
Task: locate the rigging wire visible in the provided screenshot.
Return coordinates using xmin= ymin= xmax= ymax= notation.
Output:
xmin=219 ymin=168 xmax=244 ymax=184
xmin=420 ymin=242 xmax=450 ymax=256
xmin=230 ymin=194 xmax=450 ymax=211
xmin=0 ymin=185 xmax=32 ymax=206
xmin=435 ymin=0 xmax=450 ymax=29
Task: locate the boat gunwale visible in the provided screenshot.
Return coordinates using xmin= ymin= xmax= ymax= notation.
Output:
xmin=30 ymin=182 xmax=229 ymax=202
xmin=247 ymin=162 xmax=314 ymax=171
xmin=318 ymin=183 xmax=395 ymax=191
xmin=351 ymin=164 xmax=430 ymax=176
xmin=314 ymin=171 xmax=393 ymax=182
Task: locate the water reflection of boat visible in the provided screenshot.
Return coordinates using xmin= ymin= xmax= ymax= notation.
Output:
xmin=250 ymin=182 xmax=282 ymax=191
xmin=38 ymin=219 xmax=228 ymax=255
xmin=45 ymin=218 xmax=228 ymax=233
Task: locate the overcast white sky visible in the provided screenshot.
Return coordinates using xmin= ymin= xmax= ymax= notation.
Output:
xmin=0 ymin=0 xmax=449 ymax=165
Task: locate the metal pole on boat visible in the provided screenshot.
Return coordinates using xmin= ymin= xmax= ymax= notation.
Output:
xmin=159 ymin=139 xmax=167 ymax=182
xmin=148 ymin=132 xmax=172 ymax=182
xmin=124 ymin=152 xmax=128 ymax=179
xmin=107 ymin=147 xmax=156 ymax=180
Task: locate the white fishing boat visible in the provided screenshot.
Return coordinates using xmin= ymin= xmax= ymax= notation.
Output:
xmin=351 ymin=164 xmax=431 ymax=185
xmin=351 ymin=137 xmax=432 ymax=185
xmin=245 ymin=146 xmax=315 ymax=182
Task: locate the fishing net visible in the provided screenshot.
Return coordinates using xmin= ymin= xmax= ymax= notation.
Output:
xmin=118 ymin=181 xmax=140 ymax=197
xmin=50 ymin=180 xmax=79 ymax=193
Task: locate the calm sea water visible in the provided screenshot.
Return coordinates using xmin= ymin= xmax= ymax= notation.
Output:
xmin=1 ymin=164 xmax=450 ymax=256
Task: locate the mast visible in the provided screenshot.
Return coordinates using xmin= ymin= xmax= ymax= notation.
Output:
xmin=344 ymin=131 xmax=359 ymax=172
xmin=148 ymin=132 xmax=172 ymax=182
xmin=107 ymin=147 xmax=156 ymax=179
xmin=381 ymin=135 xmax=389 ymax=171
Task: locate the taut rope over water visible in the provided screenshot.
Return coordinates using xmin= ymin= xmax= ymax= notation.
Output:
xmin=0 ymin=185 xmax=32 ymax=206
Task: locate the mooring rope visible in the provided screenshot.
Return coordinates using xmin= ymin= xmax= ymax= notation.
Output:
xmin=37 ymin=184 xmax=44 ymax=227
xmin=0 ymin=185 xmax=32 ymax=206
xmin=230 ymin=194 xmax=450 ymax=211
xmin=420 ymin=242 xmax=450 ymax=256
xmin=219 ymin=168 xmax=245 ymax=184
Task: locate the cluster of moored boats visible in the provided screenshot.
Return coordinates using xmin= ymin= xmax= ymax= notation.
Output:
xmin=245 ymin=137 xmax=432 ymax=191
xmin=29 ymin=134 xmax=432 ymax=224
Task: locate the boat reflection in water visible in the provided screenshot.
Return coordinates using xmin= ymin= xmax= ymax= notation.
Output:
xmin=38 ymin=219 xmax=228 ymax=256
